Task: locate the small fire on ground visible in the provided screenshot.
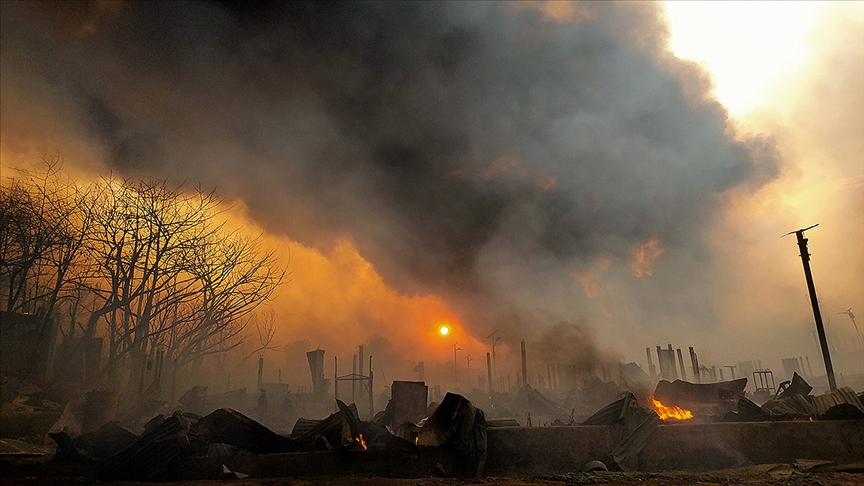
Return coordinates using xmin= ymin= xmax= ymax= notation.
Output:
xmin=649 ymin=396 xmax=694 ymax=420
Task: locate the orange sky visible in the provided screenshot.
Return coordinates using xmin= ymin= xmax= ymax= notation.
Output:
xmin=1 ymin=1 xmax=861 ymax=391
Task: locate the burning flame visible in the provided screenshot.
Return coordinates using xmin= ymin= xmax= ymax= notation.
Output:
xmin=356 ymin=434 xmax=367 ymax=450
xmin=649 ymin=396 xmax=694 ymax=420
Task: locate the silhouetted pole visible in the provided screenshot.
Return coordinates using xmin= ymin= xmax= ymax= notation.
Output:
xmin=487 ymin=329 xmax=500 ymax=386
xmin=520 ymin=340 xmax=528 ymax=387
xmin=645 ymin=347 xmax=656 ymax=377
xmin=486 ymin=353 xmax=493 ymax=393
xmin=257 ymin=356 xmax=264 ymax=387
xmin=368 ymin=356 xmax=373 ymax=420
xmin=676 ymin=348 xmax=687 ymax=381
xmin=452 ymin=342 xmax=461 ymax=389
xmin=786 ymin=224 xmax=836 ymax=391
xmin=689 ymin=347 xmax=700 ymax=383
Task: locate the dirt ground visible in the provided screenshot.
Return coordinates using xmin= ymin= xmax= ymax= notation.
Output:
xmin=2 ymin=463 xmax=864 ymax=486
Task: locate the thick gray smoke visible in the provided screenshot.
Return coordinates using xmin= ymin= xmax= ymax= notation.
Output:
xmin=0 ymin=1 xmax=779 ymax=366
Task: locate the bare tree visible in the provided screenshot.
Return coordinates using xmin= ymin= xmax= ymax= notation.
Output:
xmin=0 ymin=158 xmax=83 ymax=315
xmin=158 ymin=232 xmax=285 ymax=400
xmin=2 ymin=162 xmax=287 ymax=398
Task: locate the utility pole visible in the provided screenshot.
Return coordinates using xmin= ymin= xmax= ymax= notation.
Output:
xmin=838 ymin=309 xmax=862 ymax=349
xmin=486 ymin=353 xmax=493 ymax=393
xmin=839 ymin=309 xmax=864 ymax=371
xmin=487 ymin=330 xmax=501 ymax=386
xmin=520 ymin=340 xmax=528 ymax=387
xmin=453 ymin=342 xmax=462 ymax=390
xmin=784 ymin=224 xmax=836 ymax=391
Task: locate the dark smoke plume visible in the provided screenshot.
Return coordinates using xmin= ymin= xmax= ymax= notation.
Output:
xmin=0 ymin=1 xmax=779 ymax=366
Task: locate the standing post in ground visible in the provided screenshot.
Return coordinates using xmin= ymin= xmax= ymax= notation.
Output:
xmin=676 ymin=348 xmax=687 ymax=381
xmin=520 ymin=340 xmax=528 ymax=387
xmin=487 ymin=330 xmax=501 ymax=388
xmin=486 ymin=353 xmax=493 ymax=393
xmin=452 ymin=342 xmax=462 ymax=390
xmin=785 ymin=224 xmax=836 ymax=391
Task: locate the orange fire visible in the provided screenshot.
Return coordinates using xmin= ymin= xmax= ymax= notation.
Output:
xmin=649 ymin=396 xmax=694 ymax=420
xmin=356 ymin=434 xmax=367 ymax=450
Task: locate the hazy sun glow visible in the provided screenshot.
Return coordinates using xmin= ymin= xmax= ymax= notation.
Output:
xmin=664 ymin=1 xmax=829 ymax=117
xmin=438 ymin=325 xmax=450 ymax=336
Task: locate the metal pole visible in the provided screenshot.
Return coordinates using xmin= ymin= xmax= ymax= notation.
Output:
xmin=487 ymin=330 xmax=500 ymax=387
xmin=334 ymin=356 xmax=338 ymax=410
xmin=520 ymin=340 xmax=528 ymax=387
xmin=452 ymin=342 xmax=461 ymax=389
xmin=676 ymin=348 xmax=687 ymax=381
xmin=689 ymin=347 xmax=699 ymax=383
xmin=838 ymin=309 xmax=862 ymax=349
xmin=646 ymin=347 xmax=656 ymax=377
xmin=257 ymin=356 xmax=264 ymax=387
xmin=787 ymin=225 xmax=837 ymax=391
xmin=486 ymin=353 xmax=493 ymax=393
xmin=492 ymin=339 xmax=497 ymax=384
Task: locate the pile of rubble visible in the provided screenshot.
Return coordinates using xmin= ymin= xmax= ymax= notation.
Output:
xmin=733 ymin=373 xmax=864 ymax=422
xmin=26 ymin=392 xmax=485 ymax=481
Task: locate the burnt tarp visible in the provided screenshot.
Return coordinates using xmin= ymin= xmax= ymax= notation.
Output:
xmin=654 ymin=378 xmax=747 ymax=406
xmin=189 ymin=408 xmax=296 ymax=454
xmin=581 ymin=393 xmax=659 ymax=472
xmin=100 ymin=412 xmax=197 ymax=480
xmin=417 ymin=392 xmax=487 ymax=478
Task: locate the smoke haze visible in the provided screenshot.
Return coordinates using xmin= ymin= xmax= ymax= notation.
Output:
xmin=1 ymin=1 xmax=861 ymax=389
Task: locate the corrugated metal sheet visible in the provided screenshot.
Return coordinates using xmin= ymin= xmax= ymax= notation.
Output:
xmin=764 ymin=394 xmax=815 ymax=416
xmin=290 ymin=418 xmax=320 ymax=437
xmin=811 ymin=387 xmax=864 ymax=416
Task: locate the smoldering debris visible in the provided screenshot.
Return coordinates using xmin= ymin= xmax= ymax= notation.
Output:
xmin=1 ymin=374 xmax=863 ymax=480
xmin=28 ymin=392 xmax=487 ymax=481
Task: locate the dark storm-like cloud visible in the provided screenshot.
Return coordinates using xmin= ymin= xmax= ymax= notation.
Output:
xmin=0 ymin=1 xmax=780 ymax=361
